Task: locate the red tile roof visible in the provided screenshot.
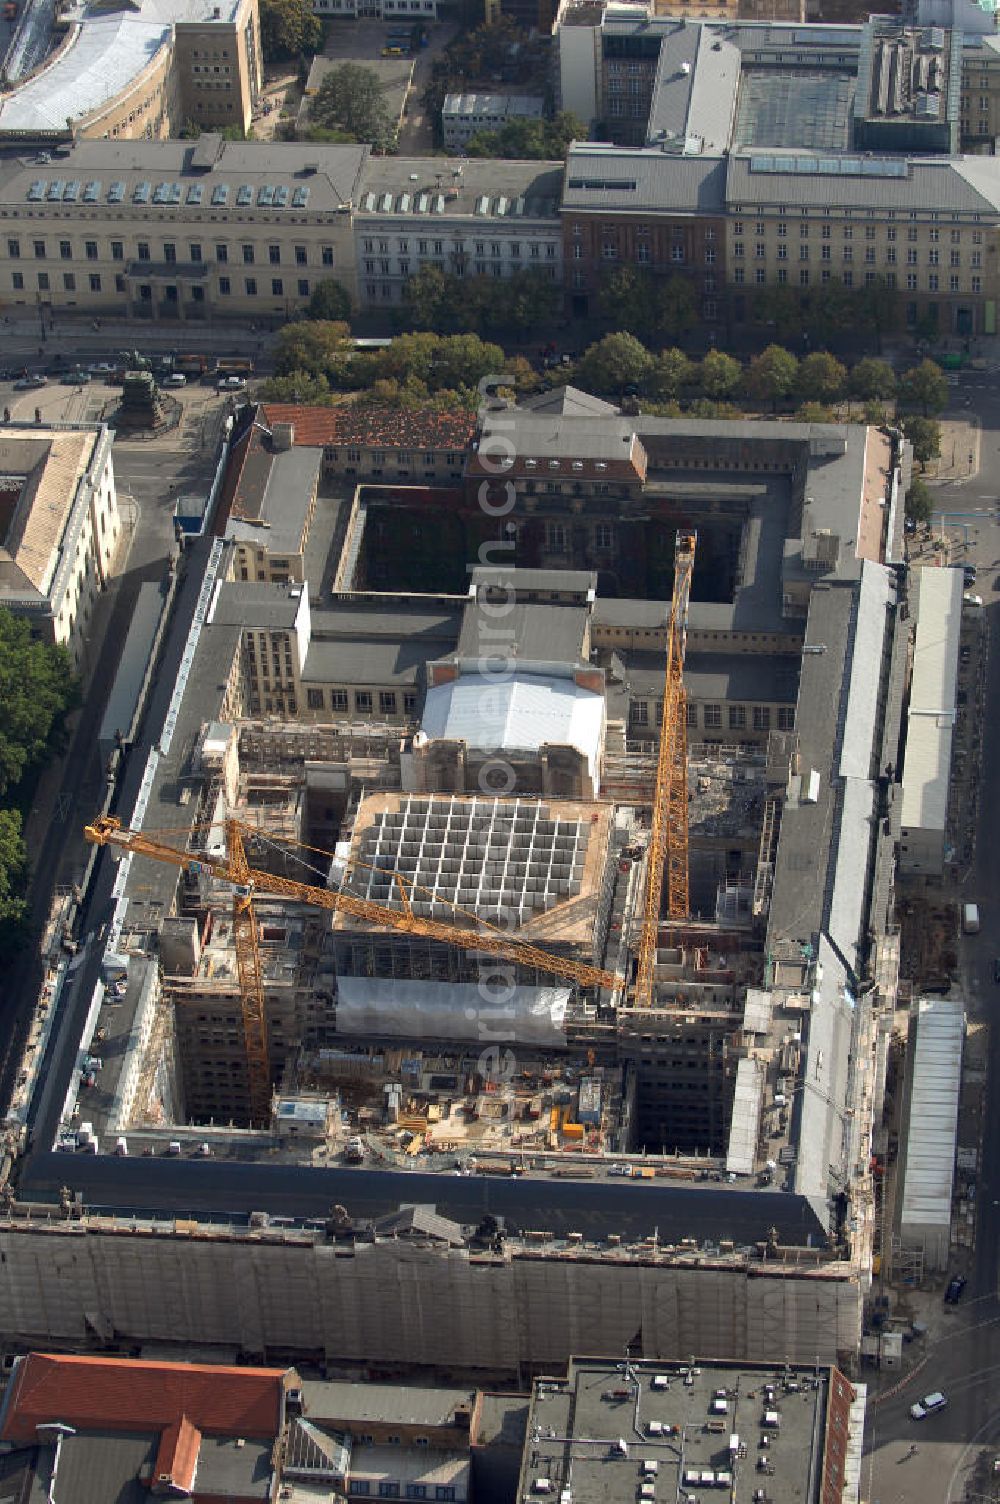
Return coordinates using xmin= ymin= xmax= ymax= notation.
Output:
xmin=261 ymin=402 xmax=477 ymax=452
xmin=1 ymin=1354 xmax=289 ymax=1445
xmin=155 ymin=1415 xmax=202 ymax=1492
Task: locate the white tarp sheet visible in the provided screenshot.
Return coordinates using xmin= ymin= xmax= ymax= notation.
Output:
xmin=335 ymin=977 xmax=569 ymax=1046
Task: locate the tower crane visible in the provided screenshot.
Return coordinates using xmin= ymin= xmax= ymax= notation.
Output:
xmin=634 ymin=529 xmax=696 ymax=1010
xmin=84 ymin=816 xmax=624 ymax=1123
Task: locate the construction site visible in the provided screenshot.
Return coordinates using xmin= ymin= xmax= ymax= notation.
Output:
xmin=3 ymin=398 xmax=914 ymax=1370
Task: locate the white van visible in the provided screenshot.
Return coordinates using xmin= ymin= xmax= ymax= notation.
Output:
xmin=963 ymin=903 xmax=981 ymax=934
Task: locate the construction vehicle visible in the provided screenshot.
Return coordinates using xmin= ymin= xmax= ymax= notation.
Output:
xmin=84 ymin=815 xmax=622 ymax=1127
xmin=175 ymin=353 xmax=208 ymax=378
xmin=634 ymin=529 xmax=696 ymax=1009
xmin=214 ymin=356 xmax=254 ymax=380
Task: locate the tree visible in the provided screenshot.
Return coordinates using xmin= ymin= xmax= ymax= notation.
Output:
xmin=697 ymin=349 xmax=741 ymax=400
xmin=576 ymin=333 xmax=654 ymax=395
xmin=373 ymin=331 xmax=504 ymax=391
xmin=744 ymin=344 xmax=798 ymax=410
xmin=752 ymin=285 xmax=803 ymax=341
xmin=464 ymin=112 xmax=583 ymax=161
xmin=651 ymin=275 xmax=696 ymax=344
xmin=899 ymin=359 xmax=949 ymax=416
xmin=474 ymin=270 xmax=561 ymax=340
xmin=0 ymin=609 xmax=79 ymax=798
xmin=796 ymin=351 xmax=847 ymax=405
xmin=903 ymin=415 xmax=942 ymax=467
xmin=796 ymin=401 xmax=835 ymax=425
xmin=274 ymin=320 xmax=351 ymax=377
xmin=857 ymin=276 xmax=900 ymax=351
xmin=306 ymin=279 xmax=352 ymax=322
xmin=597 ymin=267 xmax=650 ymax=337
xmin=402 ymin=265 xmax=454 ymax=332
xmin=905 ymin=476 xmax=934 ymax=524
xmin=0 ymin=808 xmax=27 ymax=926
xmin=849 ymin=357 xmax=896 ymax=402
xmin=427 ymin=333 xmax=505 ymax=391
xmin=309 ymin=63 xmax=393 ymax=148
xmin=259 ymin=0 xmax=321 ymax=62
xmin=259 ymin=371 xmax=332 ymax=404
xmin=651 ymin=347 xmax=693 ymax=401
xmin=804 ymin=278 xmax=854 ymax=346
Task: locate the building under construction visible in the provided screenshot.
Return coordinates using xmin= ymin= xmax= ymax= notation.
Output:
xmin=7 ymin=397 xmax=911 ymax=1372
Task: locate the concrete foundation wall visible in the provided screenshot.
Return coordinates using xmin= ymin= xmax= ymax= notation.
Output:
xmin=0 ymin=1225 xmax=861 ymax=1370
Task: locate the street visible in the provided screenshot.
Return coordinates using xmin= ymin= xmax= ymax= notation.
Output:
xmin=0 ymin=373 xmax=227 ymax=1112
xmin=865 ymin=367 xmax=1000 ymax=1503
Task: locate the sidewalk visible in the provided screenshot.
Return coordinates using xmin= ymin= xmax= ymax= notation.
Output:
xmin=924 ymin=414 xmax=982 ymax=483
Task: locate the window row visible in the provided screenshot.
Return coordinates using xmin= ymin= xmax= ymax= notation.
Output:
xmin=731 ymin=267 xmax=981 ymax=295
xmin=302 ymin=687 xmax=418 ymax=716
xmin=348 ymin=1486 xmax=456 ymax=1501
xmin=632 ymin=701 xmax=792 ymax=731
xmin=7 ymin=236 xmax=333 ymax=267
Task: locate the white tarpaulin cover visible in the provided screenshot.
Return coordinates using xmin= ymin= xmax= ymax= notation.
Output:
xmin=335 ymin=977 xmax=569 ymax=1046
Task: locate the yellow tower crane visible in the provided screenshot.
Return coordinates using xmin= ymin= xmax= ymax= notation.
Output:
xmin=634 ymin=528 xmax=697 ymax=1009
xmin=84 ymin=815 xmax=623 ymax=1124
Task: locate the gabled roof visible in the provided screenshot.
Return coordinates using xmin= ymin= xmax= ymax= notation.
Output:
xmin=519 ymin=385 xmax=619 ymax=418
xmin=260 ymin=402 xmax=477 ymax=452
xmin=0 ymin=1354 xmax=290 ymax=1445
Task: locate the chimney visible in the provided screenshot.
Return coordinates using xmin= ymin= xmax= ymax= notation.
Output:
xmin=272 ymin=422 xmax=294 ymax=451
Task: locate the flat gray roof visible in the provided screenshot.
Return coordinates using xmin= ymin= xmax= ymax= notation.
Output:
xmin=210 ymin=580 xmax=305 ymax=631
xmin=355 ymin=158 xmax=563 ymax=221
xmin=455 ymin=601 xmax=588 ymax=667
xmin=562 ymin=145 xmax=727 ymax=216
xmin=524 ymin=1357 xmax=837 ymax=1504
xmin=302 ymin=601 xmax=461 ymax=686
xmin=302 ymin=1379 xmax=474 ymax=1426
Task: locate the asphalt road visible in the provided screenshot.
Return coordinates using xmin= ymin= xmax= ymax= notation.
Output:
xmin=864 ymin=369 xmax=1000 ymax=1503
xmin=0 ymin=382 xmax=224 ymax=1113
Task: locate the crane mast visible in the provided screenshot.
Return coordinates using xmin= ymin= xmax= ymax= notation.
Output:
xmin=634 ymin=529 xmax=696 ymax=1009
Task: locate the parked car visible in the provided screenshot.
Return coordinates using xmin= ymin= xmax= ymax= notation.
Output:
xmin=13 ymin=374 xmax=46 ymax=390
xmin=164 ymin=372 xmax=187 ymax=387
xmin=63 ymin=369 xmax=91 ymax=385
xmin=910 ymin=1392 xmax=948 ymax=1420
xmin=217 ymin=374 xmax=246 ymax=391
xmin=944 ymin=1275 xmax=967 ymax=1303
xmin=963 ymin=565 xmax=977 ymax=586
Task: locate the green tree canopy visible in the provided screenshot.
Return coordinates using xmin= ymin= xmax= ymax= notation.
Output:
xmin=905 ymin=476 xmax=934 ymax=523
xmin=0 ymin=609 xmax=79 ymax=797
xmin=464 ymin=112 xmax=583 ymax=160
xmin=259 ymin=370 xmax=333 ymax=404
xmin=375 ymin=331 xmax=504 ymax=391
xmin=0 ymin=808 xmax=27 ymax=926
xmin=259 ymin=0 xmax=321 ymax=61
xmin=796 ymin=351 xmax=847 ymax=405
xmin=744 ymin=345 xmax=798 ymax=409
xmin=848 ymin=357 xmax=896 ymax=401
xmin=752 ymin=285 xmax=803 ymax=342
xmin=402 ymin=265 xmax=453 ymax=331
xmin=696 ymin=349 xmax=741 ymax=400
xmin=651 ymin=348 xmax=693 ymax=401
xmin=274 ymin=320 xmax=351 ymax=377
xmin=576 ymin=332 xmax=654 ymax=394
xmin=857 ymin=276 xmax=901 ymax=348
xmin=597 ymin=269 xmax=695 ymax=345
xmin=306 ymin=278 xmax=352 ymax=322
xmin=903 ymin=415 xmax=942 ymax=466
xmin=899 ymin=359 xmax=950 ymax=416
xmin=309 ymin=63 xmax=394 ymax=148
